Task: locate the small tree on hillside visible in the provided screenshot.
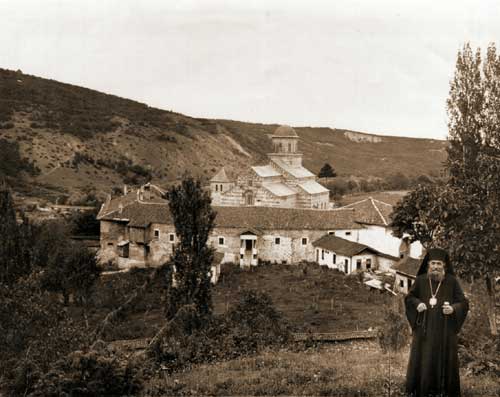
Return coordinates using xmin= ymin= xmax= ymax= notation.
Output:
xmin=164 ymin=177 xmax=216 ymax=319
xmin=318 ymin=163 xmax=337 ymax=179
xmin=0 ymin=184 xmax=32 ymax=284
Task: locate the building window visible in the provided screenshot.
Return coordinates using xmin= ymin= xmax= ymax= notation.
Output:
xmin=333 ymin=253 xmax=336 ymax=264
xmin=215 ymin=184 xmax=218 ymax=192
xmin=245 ymin=191 xmax=254 ymax=206
xmin=366 ymin=258 xmax=372 ymax=269
xmin=356 ymin=259 xmax=362 ymax=270
xmin=321 ymin=249 xmax=325 ymax=260
xmin=288 ymin=143 xmax=292 ymax=152
xmin=301 ymin=237 xmax=308 ymax=245
xmin=328 ymin=231 xmax=335 ymax=235
xmin=107 ymin=242 xmax=114 ymax=247
xmin=154 ymin=229 xmax=160 ymax=239
xmin=220 ymin=184 xmax=223 ymax=191
xmin=400 ymin=279 xmax=405 ymax=288
xmin=345 ymin=231 xmax=351 ymax=236
xmin=408 ymin=279 xmax=413 ymax=288
xmin=118 ymin=244 xmax=129 ymax=258
xmin=253 ymin=254 xmax=257 ymax=259
xmin=240 ymin=254 xmax=243 ymax=259
xmin=169 ymin=233 xmax=175 ymax=243
xmin=275 ymin=237 xmax=280 ymax=245
xmin=218 ymin=237 xmax=225 ymax=246
xmin=344 ymin=259 xmax=349 ymax=273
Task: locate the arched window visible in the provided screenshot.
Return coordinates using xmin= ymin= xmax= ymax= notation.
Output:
xmin=215 ymin=184 xmax=218 ymax=192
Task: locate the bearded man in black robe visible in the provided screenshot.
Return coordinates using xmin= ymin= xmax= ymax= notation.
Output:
xmin=405 ymin=247 xmax=469 ymax=397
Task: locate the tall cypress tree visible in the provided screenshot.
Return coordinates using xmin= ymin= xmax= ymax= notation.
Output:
xmin=164 ymin=177 xmax=216 ymax=319
xmin=0 ymin=184 xmax=31 ymax=284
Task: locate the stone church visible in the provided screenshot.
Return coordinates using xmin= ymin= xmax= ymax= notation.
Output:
xmin=210 ymin=125 xmax=330 ymax=209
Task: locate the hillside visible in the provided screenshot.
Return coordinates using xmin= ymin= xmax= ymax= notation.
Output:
xmin=0 ymin=68 xmax=448 ymax=200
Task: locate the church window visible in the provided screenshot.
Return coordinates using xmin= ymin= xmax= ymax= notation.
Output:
xmin=245 ymin=191 xmax=254 ymax=206
xmin=275 ymin=237 xmax=281 ymax=245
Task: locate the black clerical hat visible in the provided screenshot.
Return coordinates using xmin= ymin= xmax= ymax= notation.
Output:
xmin=417 ymin=247 xmax=454 ymax=276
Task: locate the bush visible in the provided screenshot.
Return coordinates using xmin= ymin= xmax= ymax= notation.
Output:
xmin=29 ymin=349 xmax=142 ymax=396
xmin=152 ymin=290 xmax=291 ymax=372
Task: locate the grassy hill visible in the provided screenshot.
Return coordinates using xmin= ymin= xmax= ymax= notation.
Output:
xmin=0 ymin=68 xmax=448 ymax=200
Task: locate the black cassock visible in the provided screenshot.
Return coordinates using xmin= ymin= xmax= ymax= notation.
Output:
xmin=405 ymin=274 xmax=469 ymax=397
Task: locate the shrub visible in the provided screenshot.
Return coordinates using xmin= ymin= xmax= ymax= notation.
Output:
xmin=151 ymin=290 xmax=291 ymax=372
xmin=29 ymin=349 xmax=142 ymax=396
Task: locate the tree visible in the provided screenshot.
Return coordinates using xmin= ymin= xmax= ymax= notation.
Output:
xmin=391 ymin=43 xmax=500 ymax=335
xmin=0 ymin=184 xmax=32 ymax=284
xmin=164 ymin=177 xmax=216 ymax=319
xmin=318 ymin=163 xmax=336 ymax=178
xmin=40 ymin=241 xmax=101 ymax=305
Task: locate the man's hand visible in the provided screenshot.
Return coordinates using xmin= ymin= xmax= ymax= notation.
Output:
xmin=417 ymin=303 xmax=427 ymax=312
xmin=442 ymin=302 xmax=454 ymax=315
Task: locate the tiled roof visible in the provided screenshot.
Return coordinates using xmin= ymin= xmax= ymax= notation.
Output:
xmin=97 ymin=185 xmax=168 ymax=220
xmin=252 ymin=165 xmax=281 ymax=178
xmin=210 ymin=167 xmax=231 ymax=183
xmin=100 ymin=201 xmax=362 ymax=231
xmin=342 ymin=197 xmax=393 ymax=226
xmin=392 ymin=257 xmax=422 ymax=277
xmin=312 ymin=235 xmax=377 ymax=257
xmin=262 ymin=182 xmax=297 ymax=197
xmin=272 ymin=158 xmax=315 ymax=178
xmin=297 ymin=180 xmax=329 ymax=195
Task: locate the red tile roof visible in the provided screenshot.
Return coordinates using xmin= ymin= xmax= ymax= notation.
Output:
xmin=342 ymin=197 xmax=393 ymax=226
xmin=99 ymin=201 xmax=361 ymax=231
xmin=312 ymin=235 xmax=377 ymax=257
xmin=392 ymin=257 xmax=422 ymax=277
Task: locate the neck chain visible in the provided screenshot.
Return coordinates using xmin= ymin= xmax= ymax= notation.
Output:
xmin=428 ymin=276 xmax=442 ymax=308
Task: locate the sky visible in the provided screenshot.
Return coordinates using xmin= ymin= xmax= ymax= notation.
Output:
xmin=1 ymin=0 xmax=500 ymax=139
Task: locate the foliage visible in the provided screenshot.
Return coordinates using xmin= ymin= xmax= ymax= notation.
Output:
xmin=378 ymin=297 xmax=410 ymax=354
xmin=391 ymin=42 xmax=500 ymax=334
xmin=39 ymin=239 xmax=101 ymax=305
xmin=70 ymin=207 xmax=100 ymax=236
xmin=0 ymin=279 xmax=88 ymax=395
xmin=164 ymin=177 xmax=216 ymax=319
xmin=151 ymin=290 xmax=291 ymax=373
xmin=318 ymin=163 xmax=336 ymax=178
xmin=0 ymin=138 xmax=39 ymax=178
xmin=0 ymin=186 xmax=33 ymax=284
xmin=29 ymin=349 xmax=142 ymax=396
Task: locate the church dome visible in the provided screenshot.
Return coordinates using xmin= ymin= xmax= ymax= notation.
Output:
xmin=273 ymin=125 xmax=298 ymax=137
